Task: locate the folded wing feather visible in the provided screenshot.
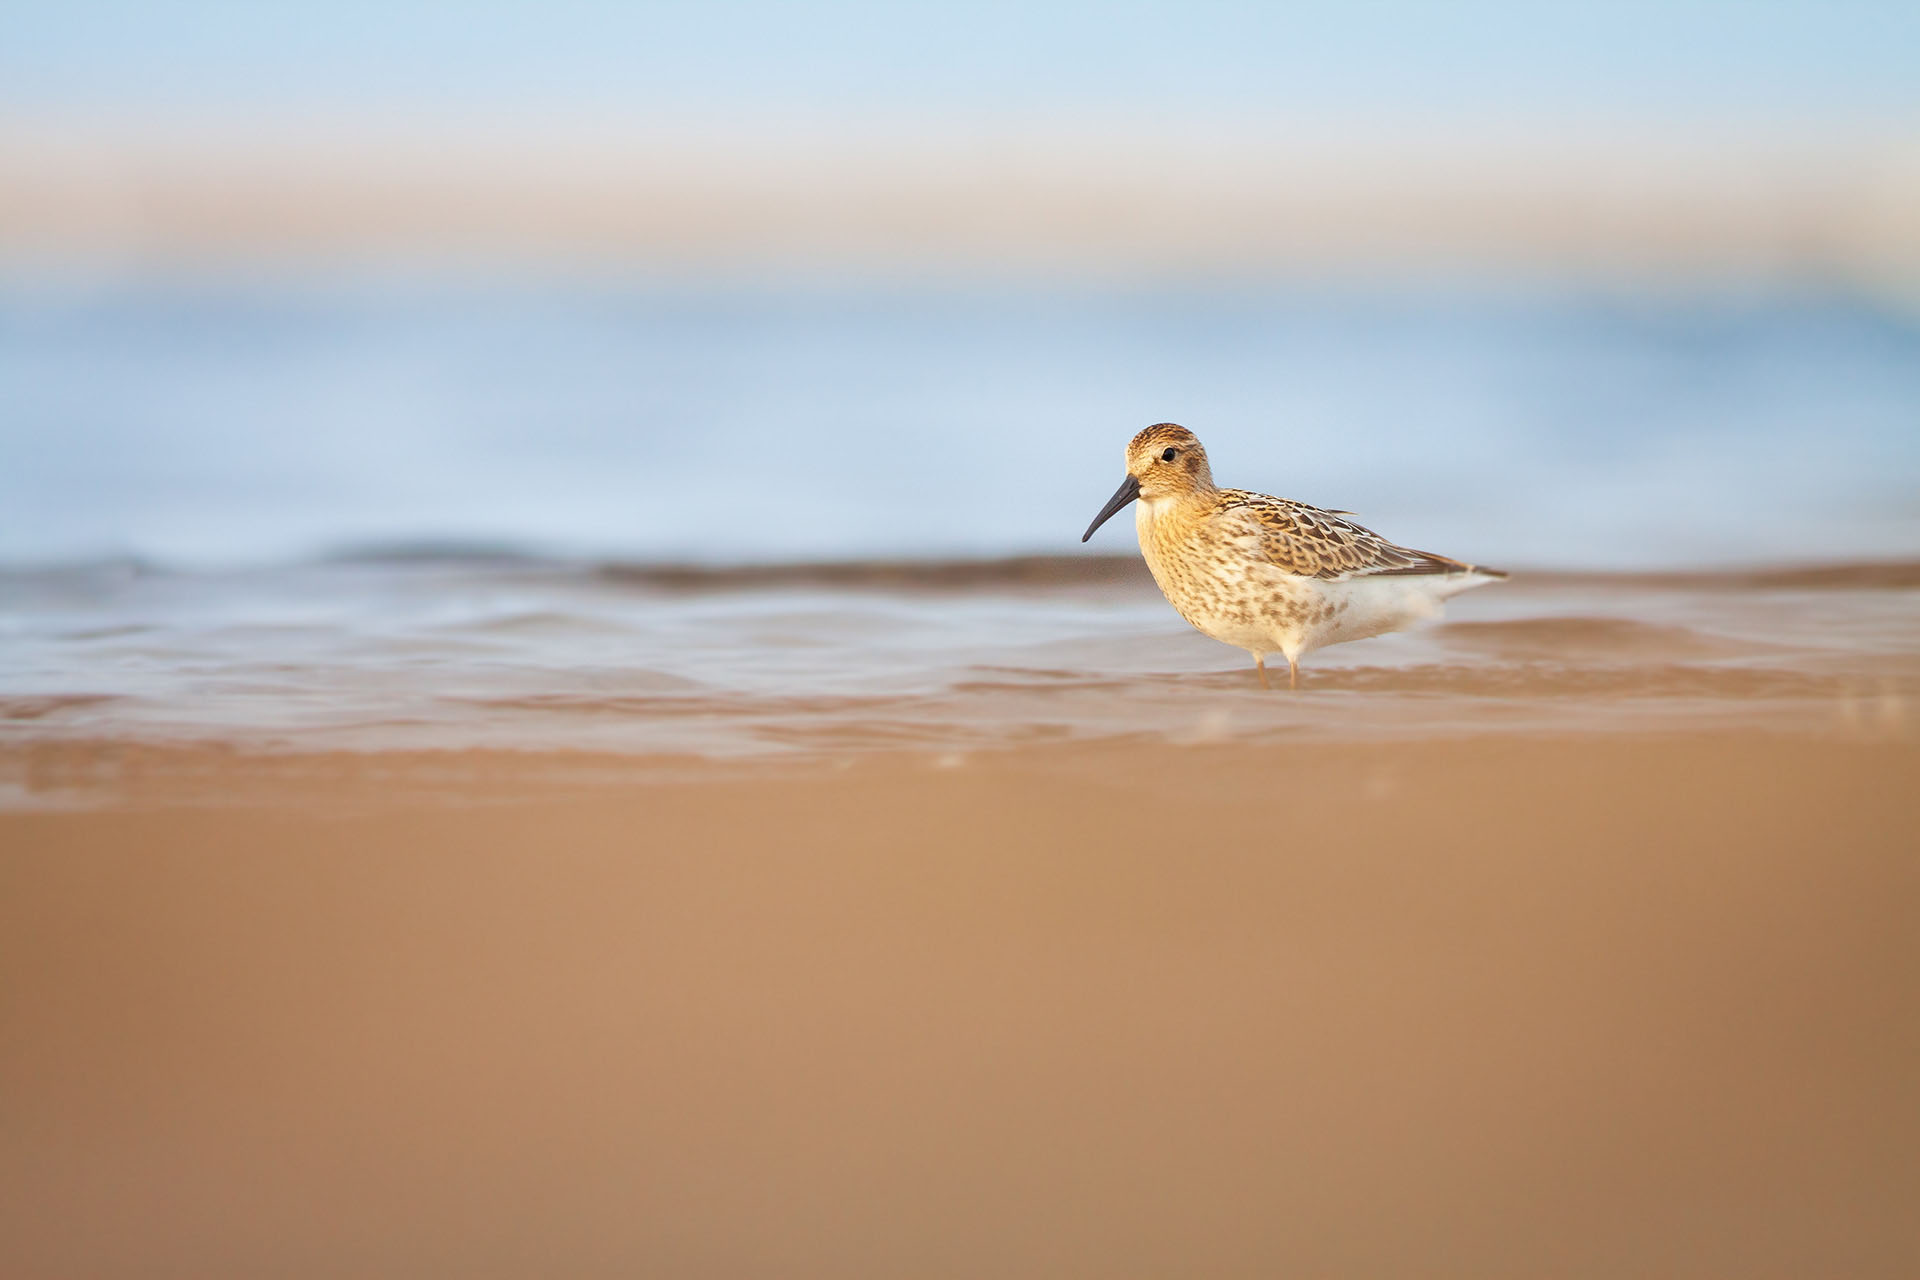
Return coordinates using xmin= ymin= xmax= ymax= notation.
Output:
xmin=1215 ymin=490 xmax=1484 ymax=581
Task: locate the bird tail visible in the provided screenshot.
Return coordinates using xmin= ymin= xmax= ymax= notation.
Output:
xmin=1406 ymin=549 xmax=1507 ymax=580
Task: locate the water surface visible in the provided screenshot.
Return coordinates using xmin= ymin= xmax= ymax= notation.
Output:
xmin=4 ymin=278 xmax=1916 ymax=568
xmin=4 ymin=556 xmax=1913 ymax=785
xmin=5 ymin=279 xmax=1916 ymax=799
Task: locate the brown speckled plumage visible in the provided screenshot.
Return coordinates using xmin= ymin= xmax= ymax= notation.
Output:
xmin=1083 ymin=423 xmax=1506 ymax=689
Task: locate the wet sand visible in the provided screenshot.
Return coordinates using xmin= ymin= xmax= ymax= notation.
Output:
xmin=4 ymin=730 xmax=1917 ymax=1277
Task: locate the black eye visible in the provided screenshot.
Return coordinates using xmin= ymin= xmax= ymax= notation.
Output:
xmin=1161 ymin=447 xmax=1178 ymax=462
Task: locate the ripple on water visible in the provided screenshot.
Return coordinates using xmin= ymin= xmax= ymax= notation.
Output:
xmin=0 ymin=561 xmax=1914 ymax=758
xmin=1 ymin=694 xmax=125 ymax=722
xmin=1435 ymin=616 xmax=1765 ymax=661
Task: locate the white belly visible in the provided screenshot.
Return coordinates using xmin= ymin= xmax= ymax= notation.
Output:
xmin=1147 ymin=550 xmax=1491 ymax=661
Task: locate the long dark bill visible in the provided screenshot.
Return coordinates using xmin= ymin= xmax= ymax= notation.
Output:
xmin=1081 ymin=474 xmax=1141 ymax=542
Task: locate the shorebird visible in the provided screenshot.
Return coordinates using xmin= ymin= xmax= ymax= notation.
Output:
xmin=1082 ymin=423 xmax=1504 ymax=689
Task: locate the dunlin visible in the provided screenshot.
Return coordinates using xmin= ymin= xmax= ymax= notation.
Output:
xmin=1082 ymin=423 xmax=1504 ymax=688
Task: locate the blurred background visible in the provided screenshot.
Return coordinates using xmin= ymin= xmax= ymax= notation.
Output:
xmin=10 ymin=13 xmax=1920 ymax=1278
xmin=2 ymin=0 xmax=1917 ymax=570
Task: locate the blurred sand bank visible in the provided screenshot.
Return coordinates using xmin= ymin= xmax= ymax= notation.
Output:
xmin=4 ymin=119 xmax=1917 ymax=283
xmin=3 ymin=730 xmax=1916 ymax=1276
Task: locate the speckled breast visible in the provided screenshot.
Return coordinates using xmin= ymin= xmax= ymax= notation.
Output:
xmin=1140 ymin=533 xmax=1320 ymax=648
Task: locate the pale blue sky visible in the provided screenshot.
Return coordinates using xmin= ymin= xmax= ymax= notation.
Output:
xmin=4 ymin=0 xmax=1917 ymax=121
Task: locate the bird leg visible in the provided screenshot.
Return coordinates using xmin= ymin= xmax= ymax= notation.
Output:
xmin=1253 ymin=653 xmax=1272 ymax=690
xmin=1288 ymin=657 xmax=1300 ymax=690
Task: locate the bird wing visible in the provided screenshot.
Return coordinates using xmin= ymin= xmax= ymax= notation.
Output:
xmin=1212 ymin=490 xmax=1476 ymax=581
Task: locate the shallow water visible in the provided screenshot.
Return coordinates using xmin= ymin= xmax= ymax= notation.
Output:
xmin=3 ymin=277 xmax=1917 ymax=569
xmin=3 ymin=556 xmax=1914 ymax=775
xmin=5 ymin=278 xmax=1917 ymax=789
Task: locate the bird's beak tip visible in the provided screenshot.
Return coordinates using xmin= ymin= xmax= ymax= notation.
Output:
xmin=1081 ymin=473 xmax=1142 ymax=543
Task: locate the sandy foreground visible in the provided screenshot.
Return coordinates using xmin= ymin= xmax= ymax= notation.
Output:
xmin=3 ymin=731 xmax=1917 ymax=1277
